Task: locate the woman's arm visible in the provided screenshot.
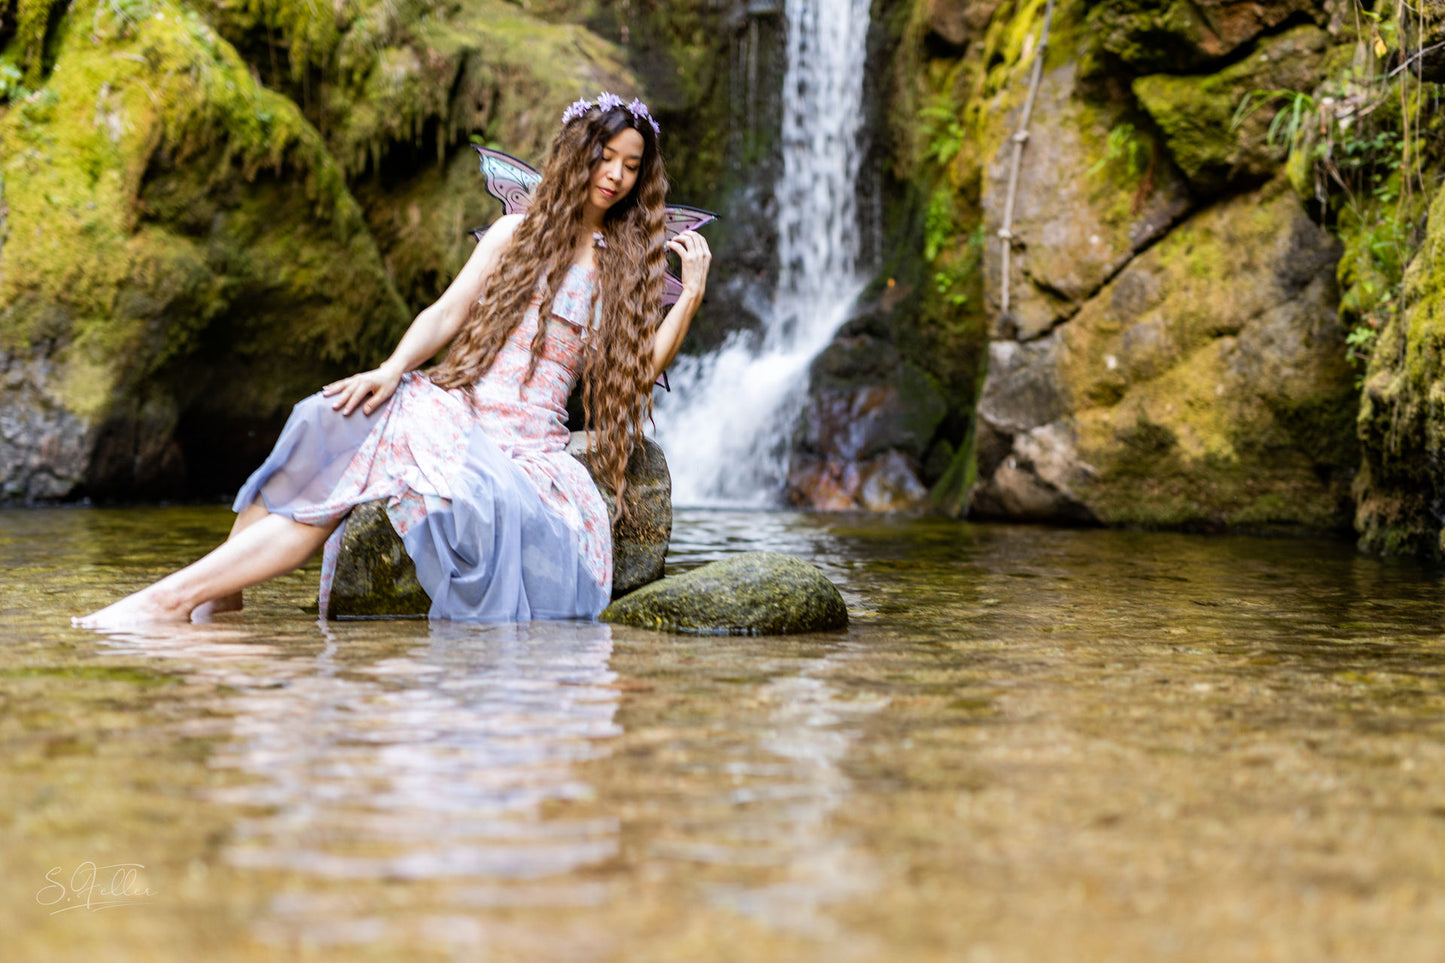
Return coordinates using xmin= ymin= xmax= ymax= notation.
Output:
xmin=325 ymin=214 xmax=524 ymax=415
xmin=651 ymin=230 xmax=712 ymax=379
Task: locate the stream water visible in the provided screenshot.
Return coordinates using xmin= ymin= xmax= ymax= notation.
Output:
xmin=5 ymin=505 xmax=1445 ymax=960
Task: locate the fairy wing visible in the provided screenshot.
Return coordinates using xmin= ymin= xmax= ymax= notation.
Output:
xmin=664 ymin=204 xmax=717 ymax=240
xmin=475 ymin=145 xmax=540 ymax=214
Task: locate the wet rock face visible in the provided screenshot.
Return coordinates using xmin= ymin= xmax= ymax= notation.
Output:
xmin=0 ymin=352 xmax=93 ymax=501
xmin=600 ymin=551 xmax=848 ymax=635
xmin=326 ymin=436 xmax=672 ymax=617
xmin=971 ymin=182 xmax=1356 ymax=531
xmin=787 ymin=329 xmax=946 ymax=511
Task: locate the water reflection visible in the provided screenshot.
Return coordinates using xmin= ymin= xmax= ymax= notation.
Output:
xmin=95 ymin=621 xmax=624 ymax=925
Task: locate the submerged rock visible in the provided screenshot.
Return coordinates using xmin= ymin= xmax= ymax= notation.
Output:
xmin=600 ymin=552 xmax=848 ymax=635
xmin=327 ymin=436 xmax=672 ymax=617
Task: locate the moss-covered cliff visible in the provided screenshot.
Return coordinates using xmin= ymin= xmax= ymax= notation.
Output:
xmin=0 ymin=0 xmax=638 ymax=499
xmin=857 ymin=0 xmax=1443 ymax=540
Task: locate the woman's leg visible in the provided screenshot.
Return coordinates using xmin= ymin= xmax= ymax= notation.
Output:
xmin=74 ymin=512 xmax=339 ymax=629
xmin=200 ymin=501 xmax=272 ymax=615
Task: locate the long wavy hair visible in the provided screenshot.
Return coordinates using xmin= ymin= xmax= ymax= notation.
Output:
xmin=429 ymin=105 xmax=669 ymax=522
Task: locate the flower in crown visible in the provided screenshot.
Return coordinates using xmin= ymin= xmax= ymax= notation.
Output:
xmin=560 ymin=91 xmax=661 ymax=136
xmin=561 ymin=97 xmax=594 ymax=125
xmin=627 ymin=97 xmax=662 ymax=136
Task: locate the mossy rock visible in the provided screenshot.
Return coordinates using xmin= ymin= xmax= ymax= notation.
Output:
xmin=327 ymin=437 xmax=672 ymax=617
xmin=1354 ymin=177 xmax=1445 ymax=558
xmin=1088 ymin=0 xmax=1324 ymax=72
xmin=0 ymin=0 xmax=408 ymax=499
xmin=600 ymin=552 xmax=848 ymax=635
xmin=328 ymin=501 xmax=432 ymax=618
xmin=1132 ymin=25 xmax=1330 ymax=194
xmin=566 ymin=434 xmax=672 ymax=595
xmin=971 ymin=180 xmax=1356 ymax=532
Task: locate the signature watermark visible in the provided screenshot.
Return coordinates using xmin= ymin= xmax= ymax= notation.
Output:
xmin=36 ymin=861 xmax=156 ymax=914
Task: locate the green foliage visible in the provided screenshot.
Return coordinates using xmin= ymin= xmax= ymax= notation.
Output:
xmin=1230 ymin=2 xmax=1442 ymax=381
xmin=1086 ymin=122 xmax=1147 ymax=180
xmin=923 ymin=186 xmax=954 ymax=261
xmin=1231 ymin=88 xmax=1315 ymax=150
xmin=0 ymin=59 xmax=25 ymax=102
xmin=920 ymin=100 xmax=966 ymax=166
xmin=931 ymin=224 xmax=985 ymax=307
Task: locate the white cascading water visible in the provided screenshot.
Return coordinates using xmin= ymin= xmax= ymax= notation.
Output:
xmin=652 ymin=0 xmax=872 ymax=506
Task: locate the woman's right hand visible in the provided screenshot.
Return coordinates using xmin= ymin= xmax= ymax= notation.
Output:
xmin=322 ymin=365 xmax=403 ymax=416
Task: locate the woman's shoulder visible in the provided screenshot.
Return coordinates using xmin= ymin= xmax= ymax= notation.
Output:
xmin=491 ymin=213 xmax=525 ymax=239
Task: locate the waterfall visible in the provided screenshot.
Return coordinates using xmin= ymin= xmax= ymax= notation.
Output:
xmin=653 ymin=0 xmax=872 ymax=507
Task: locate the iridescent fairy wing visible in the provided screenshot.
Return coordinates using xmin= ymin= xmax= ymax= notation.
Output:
xmin=660 ymin=204 xmax=719 ymax=308
xmin=663 ymin=204 xmax=717 ymax=241
xmin=475 ymin=145 xmax=541 ymax=214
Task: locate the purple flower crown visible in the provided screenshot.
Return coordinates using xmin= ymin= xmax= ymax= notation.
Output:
xmin=561 ymin=91 xmax=661 ymax=136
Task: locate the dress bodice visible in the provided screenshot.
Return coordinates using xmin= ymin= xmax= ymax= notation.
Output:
xmin=546 ymin=263 xmax=600 ymax=329
xmin=467 ymin=263 xmax=598 ymax=452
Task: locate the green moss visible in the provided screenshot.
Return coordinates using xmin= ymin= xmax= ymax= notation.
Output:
xmin=1086 ymin=0 xmax=1215 ymax=72
xmin=8 ymin=0 xmax=66 ymax=84
xmin=0 ymin=0 xmax=405 ymax=437
xmin=601 ymin=552 xmax=848 ymax=635
xmin=1132 ymin=25 xmax=1329 ymax=192
xmin=1355 ymin=174 xmax=1445 ymax=557
xmin=1058 ymin=184 xmax=1355 ymax=533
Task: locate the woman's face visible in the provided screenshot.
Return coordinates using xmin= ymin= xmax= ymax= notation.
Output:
xmin=589 ymin=127 xmax=645 ymax=214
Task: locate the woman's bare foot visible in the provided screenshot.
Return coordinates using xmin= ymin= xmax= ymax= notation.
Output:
xmin=72 ymin=586 xmax=193 ymax=630
xmin=189 ymin=592 xmax=242 ymax=622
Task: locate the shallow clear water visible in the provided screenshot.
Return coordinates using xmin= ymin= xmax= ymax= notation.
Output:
xmin=5 ymin=506 xmax=1445 ymax=961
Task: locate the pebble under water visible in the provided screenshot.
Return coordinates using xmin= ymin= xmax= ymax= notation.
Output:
xmin=4 ymin=505 xmax=1445 ymax=961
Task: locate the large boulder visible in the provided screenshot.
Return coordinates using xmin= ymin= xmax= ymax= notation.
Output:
xmin=600 ymin=552 xmax=848 ymax=635
xmin=0 ymin=0 xmax=636 ymax=502
xmin=327 ymin=435 xmax=672 ymax=617
xmin=0 ymin=0 xmax=408 ymax=500
xmin=970 ymin=180 xmax=1356 ymax=531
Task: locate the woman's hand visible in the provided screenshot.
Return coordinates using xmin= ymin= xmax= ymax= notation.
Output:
xmin=323 ymin=365 xmax=403 ymax=416
xmin=652 ymin=230 xmax=713 ymax=377
xmin=668 ymin=230 xmax=712 ymax=297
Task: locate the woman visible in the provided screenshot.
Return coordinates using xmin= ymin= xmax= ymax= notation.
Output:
xmin=75 ymin=93 xmax=711 ymax=628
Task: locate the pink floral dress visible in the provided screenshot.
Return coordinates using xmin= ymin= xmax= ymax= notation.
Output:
xmin=232 ymin=264 xmax=613 ymax=620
